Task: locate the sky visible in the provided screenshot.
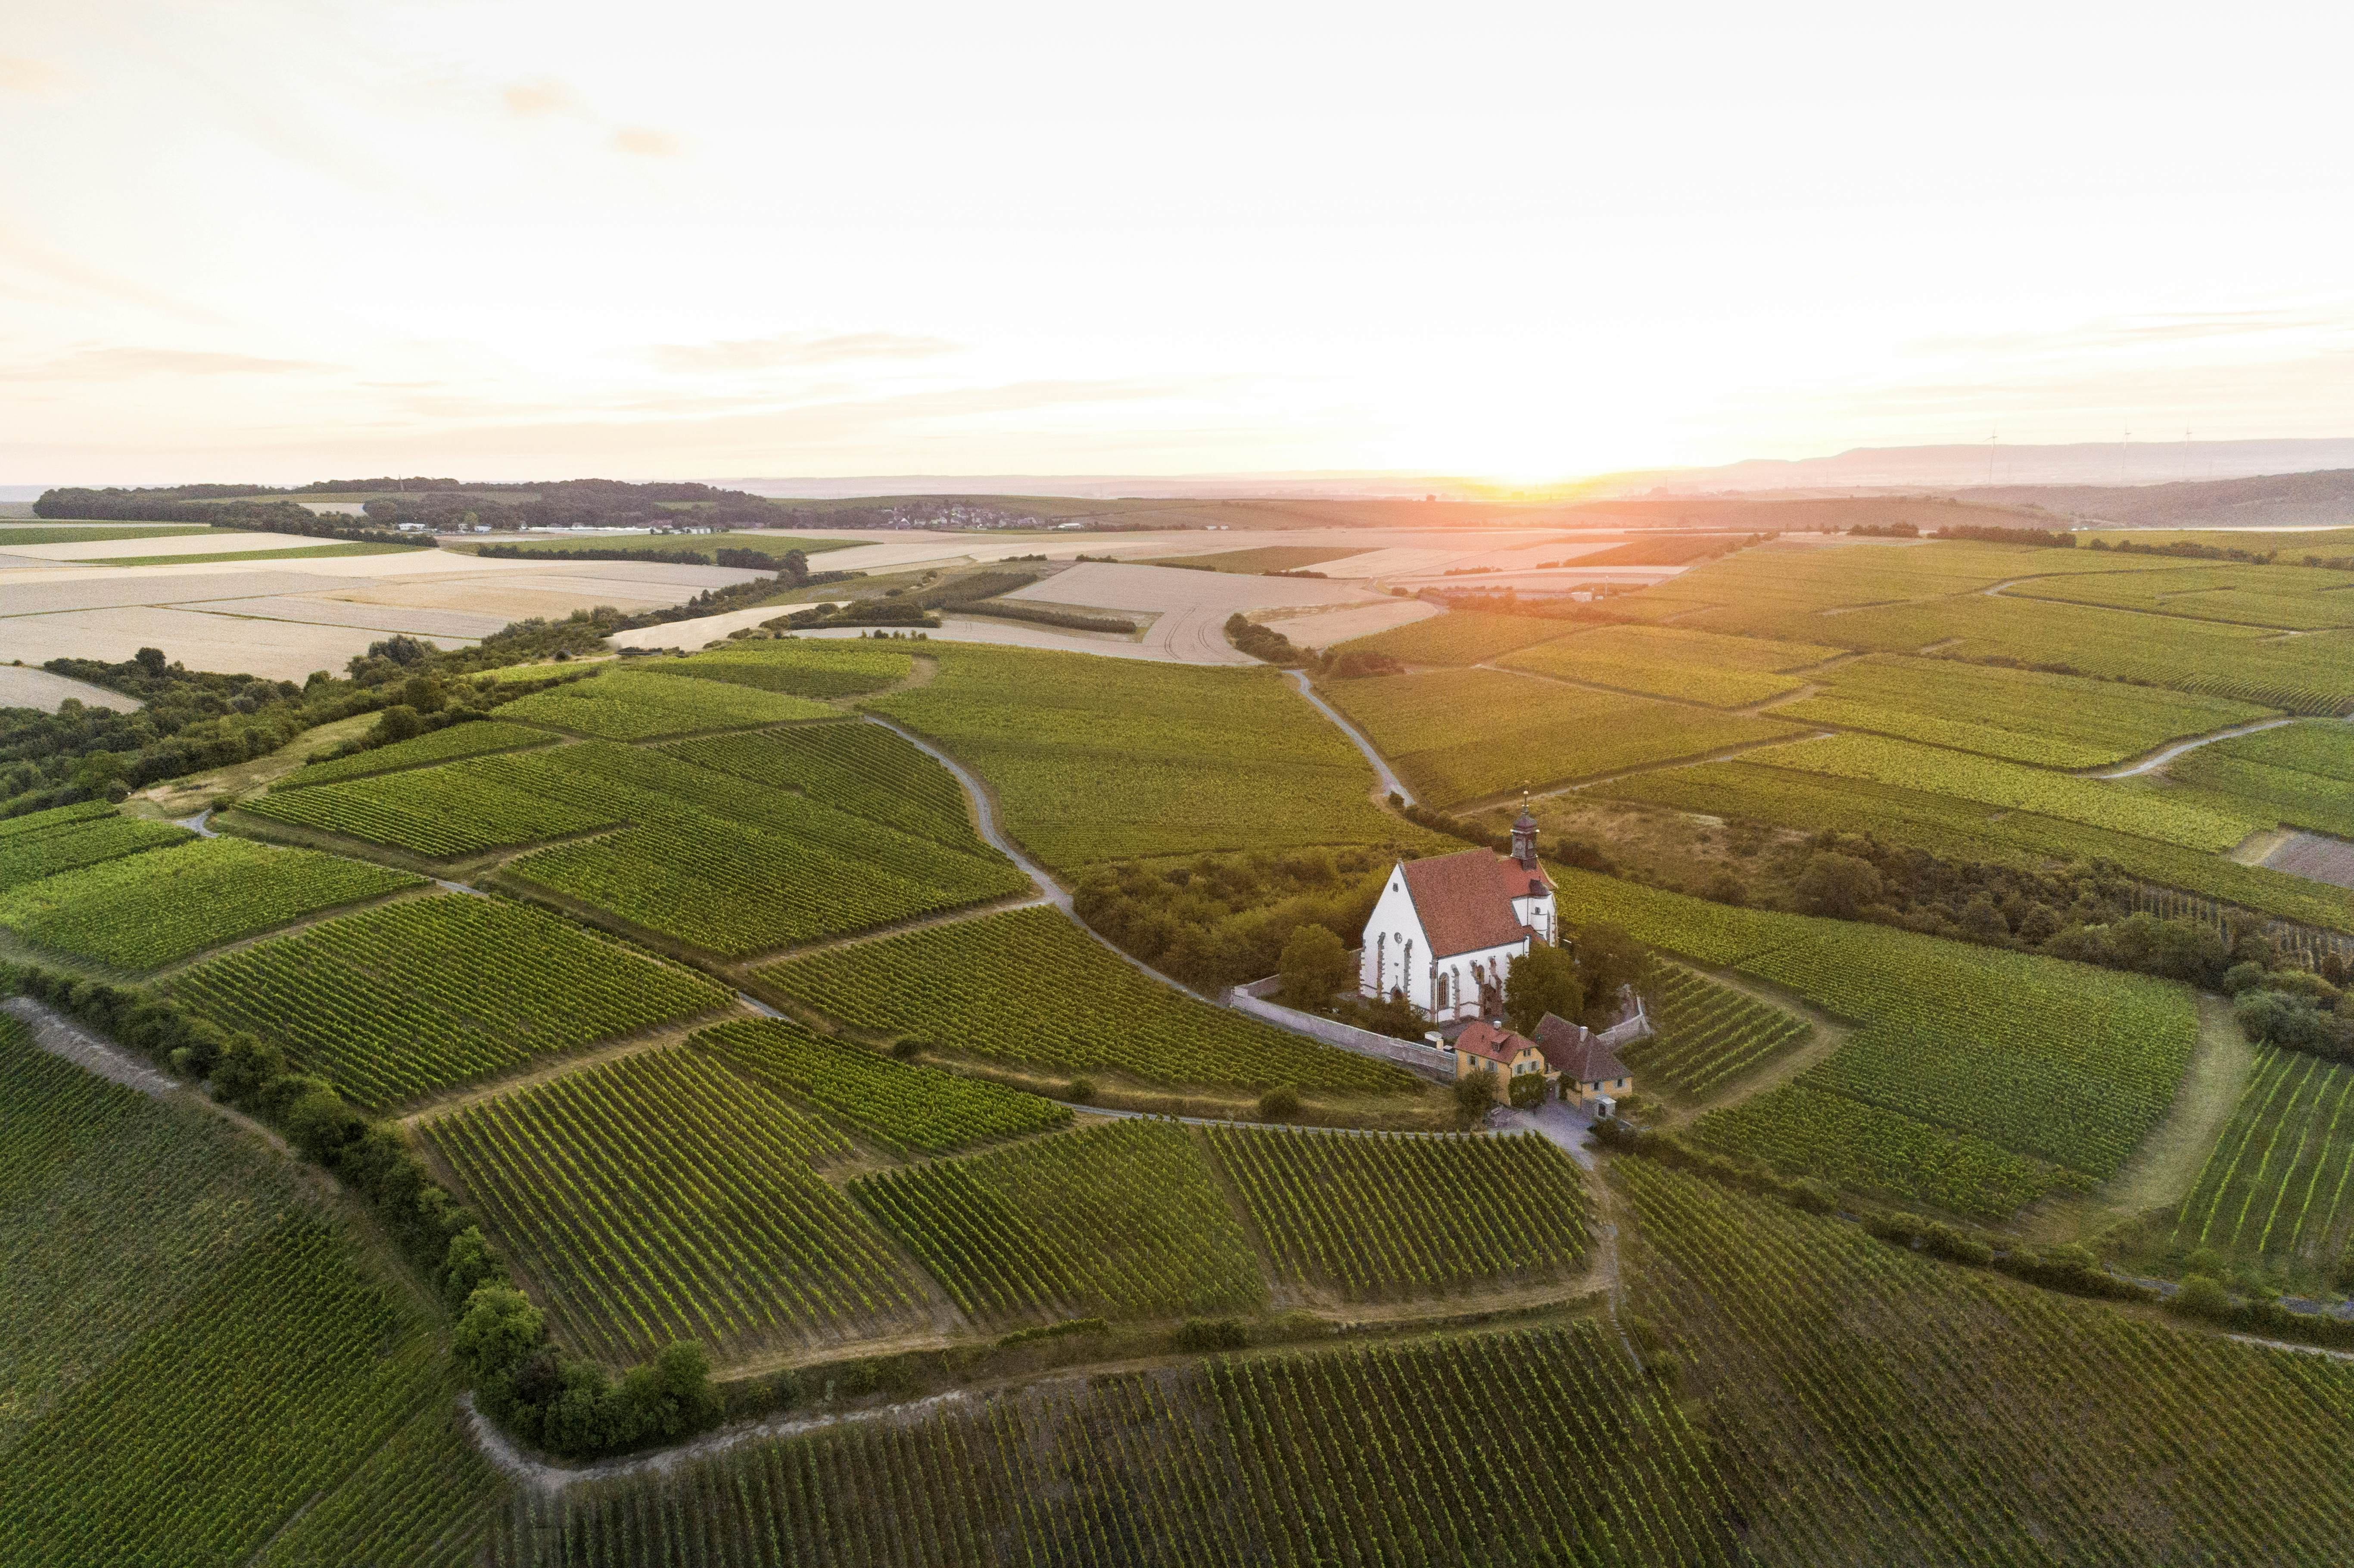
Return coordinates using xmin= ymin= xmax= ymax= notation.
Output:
xmin=4 ymin=0 xmax=2352 ymax=486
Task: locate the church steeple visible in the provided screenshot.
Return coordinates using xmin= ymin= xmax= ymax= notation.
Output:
xmin=1511 ymin=790 xmax=1538 ymax=870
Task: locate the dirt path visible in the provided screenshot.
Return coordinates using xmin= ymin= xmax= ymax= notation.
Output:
xmin=3 ymin=994 xmax=175 ymax=1095
xmin=1286 ymin=669 xmax=1413 ymax=806
xmin=2093 ymin=716 xmax=2299 ymax=778
xmin=2080 ymin=992 xmax=2256 ymax=1229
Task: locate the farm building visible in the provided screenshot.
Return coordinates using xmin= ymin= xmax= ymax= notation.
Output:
xmin=1451 ymin=1014 xmax=1639 ymax=1107
xmin=1358 ymin=807 xmax=1555 ymax=1021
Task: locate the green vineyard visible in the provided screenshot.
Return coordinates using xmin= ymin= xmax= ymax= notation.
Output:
xmin=640 ymin=639 xmax=913 ymax=697
xmin=757 ymin=905 xmax=1416 ymax=1092
xmin=692 ymin=1017 xmax=1071 ymax=1153
xmin=489 ymin=1320 xmax=1738 ymax=1567
xmin=167 ymin=893 xmax=728 ymax=1108
xmin=1498 ymin=622 xmax=1840 ymax=708
xmin=246 ymin=753 xmax=624 ymax=856
xmin=278 ymin=719 xmax=560 ymax=789
xmin=424 ymin=1043 xmax=934 ymax=1364
xmin=664 ymin=722 xmax=987 ymax=851
xmin=850 ymin=1120 xmax=1267 ymax=1324
xmin=1623 ymin=962 xmax=1812 ymax=1100
xmin=2174 ymin=1047 xmax=2354 ymax=1278
xmin=0 ymin=811 xmax=188 ymax=893
xmin=0 ymin=834 xmax=425 ymax=970
xmin=1204 ymin=1126 xmax=1594 ymax=1298
xmin=495 ymin=666 xmax=837 ymax=738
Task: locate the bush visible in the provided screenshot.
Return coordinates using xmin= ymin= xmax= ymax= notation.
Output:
xmin=1173 ymin=1317 xmax=1249 ymax=1353
xmin=1277 ymin=923 xmax=1349 ymax=1008
xmin=1507 ymin=1072 xmax=1547 ymax=1109
xmin=2170 ymin=1273 xmax=2236 ymax=1322
xmin=1454 ymin=1067 xmax=1498 ymax=1123
xmin=1257 ymin=1084 xmax=1302 ymax=1121
xmin=1067 ymin=1076 xmax=1097 ymax=1104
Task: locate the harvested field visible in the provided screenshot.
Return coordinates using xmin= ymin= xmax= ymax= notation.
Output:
xmin=0 ymin=666 xmax=143 ymax=712
xmin=1253 ymin=598 xmax=1439 ymax=649
xmin=2260 ymin=830 xmax=2354 ymax=889
xmin=1005 ymin=561 xmax=1383 ymax=615
xmin=194 ymin=595 xmax=511 ymax=640
xmin=0 ymin=531 xmax=359 ymax=561
xmin=0 ymin=607 xmax=471 ymax=682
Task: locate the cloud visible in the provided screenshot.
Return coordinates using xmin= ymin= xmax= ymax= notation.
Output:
xmin=0 ymin=56 xmax=65 ymax=96
xmin=610 ymin=124 xmax=682 ymax=158
xmin=501 ymin=77 xmax=584 ymax=118
xmin=646 ymin=331 xmax=961 ymax=375
xmin=3 ymin=347 xmax=336 ymax=381
xmin=1908 ymin=307 xmax=2349 ymax=360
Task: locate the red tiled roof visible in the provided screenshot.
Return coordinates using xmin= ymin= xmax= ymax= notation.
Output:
xmin=1454 ymin=1018 xmax=1541 ymax=1068
xmin=1533 ymin=1013 xmax=1630 ymax=1085
xmin=1398 ymin=848 xmax=1552 ymax=959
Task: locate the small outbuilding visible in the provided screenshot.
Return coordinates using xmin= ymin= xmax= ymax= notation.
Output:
xmin=1533 ymin=1013 xmax=1634 ymax=1110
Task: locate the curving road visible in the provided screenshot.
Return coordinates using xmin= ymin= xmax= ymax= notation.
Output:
xmin=1286 ymin=669 xmax=1414 ymax=806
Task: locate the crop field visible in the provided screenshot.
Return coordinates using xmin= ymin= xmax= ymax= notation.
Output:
xmin=2005 ymin=561 xmax=2354 ymax=628
xmin=1203 ymin=1126 xmax=1592 ymax=1298
xmin=496 ymin=740 xmax=1025 ymax=954
xmin=1322 ymin=666 xmax=1805 ymax=806
xmin=2173 ymin=719 xmax=2354 ymax=840
xmin=1748 ymin=732 xmax=2261 ymax=849
xmin=638 ymin=639 xmax=912 ymax=697
xmin=2173 ymin=1048 xmax=2354 ymax=1278
xmin=850 ymin=1120 xmax=1267 ymax=1323
xmin=1771 ymin=653 xmax=2276 ymax=766
xmin=245 ymin=753 xmax=624 ymax=856
xmin=492 ymin=1319 xmax=1737 ymax=1567
xmin=1620 ymin=1159 xmax=2354 ymax=1563
xmin=168 ymin=893 xmax=728 ymax=1108
xmin=1590 ymin=757 xmax=2354 ymax=935
xmin=869 ymin=643 xmax=1399 ymax=867
xmin=758 ymin=906 xmax=1415 ymax=1092
xmin=1498 ymin=623 xmax=1841 ymax=706
xmin=424 ymin=1044 xmax=933 ymax=1364
xmin=1542 ymin=865 xmax=2200 ymax=1210
xmin=666 ymin=722 xmax=985 ymax=850
xmin=693 ymin=1018 xmax=1070 ymax=1153
xmin=0 ymin=811 xmax=188 ymax=891
xmin=248 ymin=1400 xmax=503 ymax=1568
xmin=1143 ymin=543 xmax=1375 ymax=573
xmin=495 ymin=666 xmax=836 ymax=738
xmin=0 ymin=800 xmax=116 ymax=839
xmin=1330 ymin=607 xmax=1578 ymax=665
xmin=472 ymin=530 xmax=852 ymax=562
xmin=0 ymin=1213 xmax=448 ymax=1568
xmin=0 ymin=835 xmax=425 ymax=970
xmin=278 ymin=719 xmax=559 ymax=788
xmin=1622 ymin=963 xmax=1813 ymax=1100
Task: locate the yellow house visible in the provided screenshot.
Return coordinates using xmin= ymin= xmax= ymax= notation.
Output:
xmin=1452 ymin=1018 xmax=1549 ymax=1101
xmin=1534 ymin=1014 xmax=1634 ymax=1108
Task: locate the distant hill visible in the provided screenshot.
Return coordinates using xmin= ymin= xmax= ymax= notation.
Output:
xmin=1951 ymin=469 xmax=2354 ymax=530
xmin=1602 ymin=437 xmax=2354 ymax=494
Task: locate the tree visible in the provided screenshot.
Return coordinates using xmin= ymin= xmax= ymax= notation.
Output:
xmin=1454 ymin=1067 xmax=1499 ymax=1123
xmin=1504 ymin=942 xmax=1582 ymax=1035
xmin=1277 ymin=922 xmax=1349 ymax=1007
xmin=1257 ymin=1084 xmax=1302 ymax=1121
xmin=453 ymin=1284 xmax=547 ymax=1381
xmin=133 ymin=646 xmax=168 ymax=677
xmin=1508 ymin=1072 xmax=1547 ymax=1109
xmin=1795 ymin=850 xmax=1883 ymax=917
xmin=1567 ymin=924 xmax=1645 ymax=1026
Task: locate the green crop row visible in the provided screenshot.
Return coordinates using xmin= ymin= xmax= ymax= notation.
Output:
xmin=495 ymin=666 xmax=836 ymax=738
xmin=277 ymin=719 xmax=559 ymax=789
xmin=1498 ymin=623 xmax=1840 ymax=708
xmin=850 ymin=1120 xmax=1268 ymax=1324
xmin=246 ymin=753 xmax=623 ymax=857
xmin=1203 ymin=1126 xmax=1592 ymax=1298
xmin=664 ymin=722 xmax=985 ymax=852
xmin=637 ymin=639 xmax=912 ymax=698
xmin=1624 ymin=963 xmax=1813 ymax=1100
xmin=168 ymin=893 xmax=728 ymax=1108
xmin=0 ymin=835 xmax=424 ymax=971
xmin=693 ymin=1018 xmax=1069 ymax=1154
xmin=424 ymin=1043 xmax=929 ymax=1365
xmin=2175 ymin=1048 xmax=2354 ymax=1278
xmin=0 ymin=812 xmax=189 ymax=893
xmin=758 ymin=906 xmax=1416 ymax=1093
xmin=1333 ymin=607 xmax=1582 ymax=666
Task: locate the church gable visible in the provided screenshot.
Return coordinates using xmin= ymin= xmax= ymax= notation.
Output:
xmin=1398 ymin=848 xmax=1548 ymax=958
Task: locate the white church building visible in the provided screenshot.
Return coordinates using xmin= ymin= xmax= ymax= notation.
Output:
xmin=1359 ymin=807 xmax=1556 ymax=1022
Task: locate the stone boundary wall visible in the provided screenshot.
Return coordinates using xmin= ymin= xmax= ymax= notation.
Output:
xmin=1224 ymin=979 xmax=1455 ymax=1084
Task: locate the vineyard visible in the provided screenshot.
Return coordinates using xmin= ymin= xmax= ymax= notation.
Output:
xmin=489 ymin=1320 xmax=1740 ymax=1567
xmin=2173 ymin=1047 xmax=2354 ymax=1280
xmin=1748 ymin=731 xmax=2261 ymax=849
xmin=1543 ymin=865 xmax=2201 ymax=1211
xmin=424 ymin=1043 xmax=935 ymax=1364
xmin=495 ymin=666 xmax=837 ymax=738
xmin=0 ymin=1212 xmax=453 ymax=1568
xmin=1321 ymin=666 xmax=1804 ymax=806
xmin=1203 ymin=1126 xmax=1593 ymax=1298
xmin=2172 ymin=719 xmax=2354 ymax=840
xmin=0 ymin=835 xmax=424 ymax=970
xmin=277 ymin=719 xmax=560 ymax=789
xmin=2005 ymin=560 xmax=2354 ymax=629
xmin=1591 ymin=756 xmax=2354 ymax=935
xmin=664 ymin=722 xmax=987 ymax=851
xmin=1619 ymin=1158 xmax=2354 ymax=1562
xmin=1498 ymin=623 xmax=1840 ymax=707
xmin=1330 ymin=607 xmax=1579 ymax=665
xmin=757 ymin=906 xmax=1416 ymax=1092
xmin=1623 ymin=961 xmax=1813 ymax=1100
xmin=867 ymin=641 xmax=1399 ymax=867
xmin=0 ymin=810 xmax=187 ymax=892
xmin=167 ymin=893 xmax=728 ymax=1108
xmin=245 ymin=753 xmax=624 ymax=857
xmin=1772 ymin=652 xmax=2276 ymax=767
xmin=850 ymin=1120 xmax=1267 ymax=1324
xmin=638 ymin=639 xmax=913 ymax=697
xmin=693 ymin=1017 xmax=1070 ymax=1153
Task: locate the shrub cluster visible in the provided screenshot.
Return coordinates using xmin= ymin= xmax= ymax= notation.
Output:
xmin=1073 ymin=846 xmax=1395 ymax=990
xmin=0 ymin=961 xmax=719 ymax=1460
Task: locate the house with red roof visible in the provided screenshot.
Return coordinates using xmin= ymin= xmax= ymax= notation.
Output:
xmin=1358 ymin=807 xmax=1555 ymax=1022
xmin=1533 ymin=1013 xmax=1635 ymax=1110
